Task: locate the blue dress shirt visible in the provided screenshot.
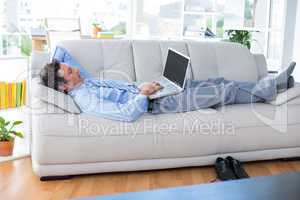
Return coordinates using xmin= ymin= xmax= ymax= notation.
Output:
xmin=69 ymin=78 xmax=149 ymax=122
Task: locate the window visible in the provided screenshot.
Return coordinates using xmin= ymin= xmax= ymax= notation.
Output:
xmin=182 ymin=0 xmax=285 ymax=69
xmin=0 ymin=0 xmax=129 ymax=56
xmin=133 ymin=0 xmax=182 ymax=38
xmin=183 ymin=0 xmax=225 ymax=38
xmin=75 ymin=0 xmax=128 ymax=36
xmin=0 ymin=0 xmax=287 ymax=70
xmin=0 ymin=0 xmax=32 ymax=57
xmin=267 ymin=0 xmax=285 ymax=68
xmin=31 ymin=0 xmax=128 ymax=36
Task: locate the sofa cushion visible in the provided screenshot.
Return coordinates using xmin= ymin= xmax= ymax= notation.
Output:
xmin=186 ymin=41 xmax=219 ymax=80
xmin=133 ymin=40 xmax=194 ymax=83
xmin=218 ymin=103 xmax=300 ymax=128
xmin=187 ymin=41 xmax=259 ymax=82
xmin=33 ymin=102 xmax=300 ymax=165
xmin=132 ymin=40 xmax=164 ymax=83
xmin=35 ymin=108 xmax=220 ymax=137
xmin=58 ymin=40 xmax=259 ymax=84
xmin=58 ymin=40 xmax=136 ymax=82
xmin=57 ymin=40 xmax=104 ymax=77
xmin=33 ymin=109 xmax=227 ymax=164
xmin=53 ymin=46 xmax=92 ymax=79
xmin=101 ymin=40 xmax=136 ymax=82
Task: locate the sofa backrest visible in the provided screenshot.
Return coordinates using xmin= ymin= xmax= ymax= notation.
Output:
xmin=58 ymin=39 xmax=261 ymax=83
xmin=132 ymin=40 xmax=194 ymax=83
xmin=186 ymin=41 xmax=259 ymax=82
xmin=58 ymin=40 xmax=136 ymax=82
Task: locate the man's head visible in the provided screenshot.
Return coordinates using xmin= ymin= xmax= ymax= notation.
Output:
xmin=40 ymin=59 xmax=83 ymax=93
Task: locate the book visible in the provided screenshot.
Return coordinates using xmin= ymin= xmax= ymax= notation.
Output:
xmin=0 ymin=80 xmax=26 ymax=109
xmin=0 ymin=82 xmax=6 ymax=109
xmin=7 ymin=83 xmax=12 ymax=108
xmin=97 ymin=31 xmax=114 ymax=39
xmin=0 ymin=83 xmax=1 ymax=109
xmin=5 ymin=82 xmax=9 ymax=108
xmin=16 ymin=82 xmax=21 ymax=107
xmin=21 ymin=80 xmax=26 ymax=106
xmin=19 ymin=82 xmax=23 ymax=106
xmin=12 ymin=83 xmax=16 ymax=107
xmin=0 ymin=82 xmax=3 ymax=109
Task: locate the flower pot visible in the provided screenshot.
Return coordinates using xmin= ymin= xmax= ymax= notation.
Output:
xmin=0 ymin=140 xmax=14 ymax=156
xmin=92 ymin=27 xmax=102 ymax=38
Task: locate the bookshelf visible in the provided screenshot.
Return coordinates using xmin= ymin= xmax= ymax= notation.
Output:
xmin=0 ymin=57 xmax=30 ymax=162
xmin=0 ymin=57 xmax=28 ymax=110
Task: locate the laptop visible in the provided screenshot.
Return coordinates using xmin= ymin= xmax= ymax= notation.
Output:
xmin=149 ymin=48 xmax=190 ymax=99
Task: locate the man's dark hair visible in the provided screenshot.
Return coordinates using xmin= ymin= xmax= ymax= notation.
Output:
xmin=40 ymin=59 xmax=66 ymax=93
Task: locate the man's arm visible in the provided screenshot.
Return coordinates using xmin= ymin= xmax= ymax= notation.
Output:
xmin=114 ymin=94 xmax=149 ymax=122
xmin=73 ymin=82 xmax=160 ymax=122
xmin=80 ymin=94 xmax=149 ymax=122
xmin=98 ymin=82 xmax=161 ymax=121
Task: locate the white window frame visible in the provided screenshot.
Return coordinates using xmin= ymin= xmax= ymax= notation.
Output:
xmin=128 ymin=0 xmax=291 ymax=70
xmin=280 ymin=0 xmax=297 ymax=69
xmin=264 ymin=0 xmax=286 ymax=70
xmin=2 ymin=0 xmax=293 ymax=71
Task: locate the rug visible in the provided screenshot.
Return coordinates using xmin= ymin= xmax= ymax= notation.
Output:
xmin=72 ymin=173 xmax=299 ymax=200
xmin=73 ymin=178 xmax=243 ymax=200
xmin=73 ymin=184 xmax=205 ymax=200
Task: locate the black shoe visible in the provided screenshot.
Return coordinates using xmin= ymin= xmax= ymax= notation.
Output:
xmin=226 ymin=156 xmax=249 ymax=179
xmin=214 ymin=157 xmax=237 ymax=181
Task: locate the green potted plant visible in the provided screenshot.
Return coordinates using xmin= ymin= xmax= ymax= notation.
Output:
xmin=226 ymin=30 xmax=252 ymax=49
xmin=0 ymin=116 xmax=23 ymax=156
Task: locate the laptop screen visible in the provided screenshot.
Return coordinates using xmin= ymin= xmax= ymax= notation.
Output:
xmin=163 ymin=49 xmax=189 ymax=88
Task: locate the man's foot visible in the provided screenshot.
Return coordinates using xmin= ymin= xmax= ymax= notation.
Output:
xmin=275 ymin=62 xmax=296 ymax=91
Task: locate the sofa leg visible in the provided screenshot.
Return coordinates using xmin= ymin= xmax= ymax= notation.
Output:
xmin=281 ymin=157 xmax=300 ymax=161
xmin=40 ymin=175 xmax=73 ymax=181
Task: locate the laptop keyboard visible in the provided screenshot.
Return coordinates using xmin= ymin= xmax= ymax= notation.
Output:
xmin=151 ymin=80 xmax=178 ymax=97
xmin=149 ymin=79 xmax=181 ymax=99
xmin=162 ymin=83 xmax=177 ymax=90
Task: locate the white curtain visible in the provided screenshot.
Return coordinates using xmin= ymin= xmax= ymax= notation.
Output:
xmin=293 ymin=2 xmax=300 ymax=81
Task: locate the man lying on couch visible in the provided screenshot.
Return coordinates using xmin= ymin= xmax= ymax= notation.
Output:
xmin=40 ymin=59 xmax=296 ymax=122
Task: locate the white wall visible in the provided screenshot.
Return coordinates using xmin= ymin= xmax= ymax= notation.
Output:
xmin=0 ymin=57 xmax=28 ymax=81
xmin=293 ymin=1 xmax=300 ymax=81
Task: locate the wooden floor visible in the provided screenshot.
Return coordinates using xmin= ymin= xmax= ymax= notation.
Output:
xmin=1 ymin=157 xmax=300 ymax=200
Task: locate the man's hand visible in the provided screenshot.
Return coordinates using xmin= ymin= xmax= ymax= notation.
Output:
xmin=139 ymin=82 xmax=163 ymax=96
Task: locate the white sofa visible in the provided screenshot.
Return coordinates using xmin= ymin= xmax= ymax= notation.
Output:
xmin=30 ymin=39 xmax=300 ymax=179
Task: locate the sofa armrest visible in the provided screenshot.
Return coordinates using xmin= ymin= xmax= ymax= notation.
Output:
xmin=269 ymin=83 xmax=300 ymax=106
xmin=30 ymin=51 xmax=50 ymax=79
xmin=286 ymin=94 xmax=300 ymax=105
xmin=29 ymin=52 xmax=50 ymax=112
xmin=30 ymin=77 xmax=67 ymax=114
